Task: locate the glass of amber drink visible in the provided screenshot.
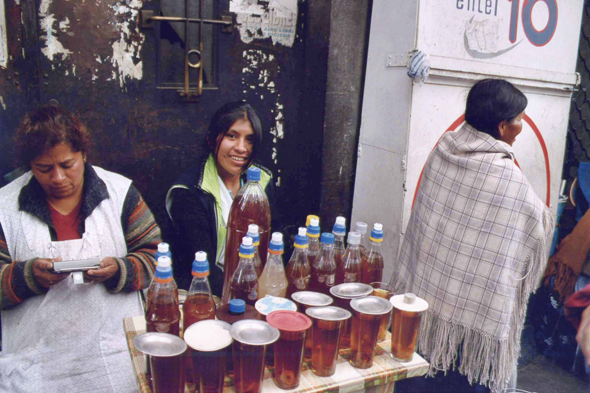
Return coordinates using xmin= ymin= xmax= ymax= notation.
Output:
xmin=230 ymin=319 xmax=280 ymax=393
xmin=349 ymin=296 xmax=393 ymax=369
xmin=133 ymin=332 xmax=187 ymax=393
xmin=370 ymin=282 xmax=395 ymax=341
xmin=390 ymin=293 xmax=428 ymax=362
xmin=330 ymin=283 xmax=373 ymax=349
xmin=254 ymin=296 xmax=297 ymax=365
xmin=305 ymin=306 xmax=351 ymax=377
xmin=266 ymin=310 xmax=312 ymax=389
xmin=184 ymin=320 xmax=233 ymax=393
xmin=291 ymin=291 xmax=333 ymax=360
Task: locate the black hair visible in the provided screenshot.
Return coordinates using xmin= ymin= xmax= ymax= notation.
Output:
xmin=465 ymin=79 xmax=527 ymax=140
xmin=206 ymin=101 xmax=263 ymax=168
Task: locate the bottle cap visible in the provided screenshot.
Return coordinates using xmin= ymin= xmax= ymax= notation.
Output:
xmin=332 ymin=216 xmax=346 ymax=236
xmin=320 ymin=232 xmax=335 ymax=244
xmin=305 ymin=214 xmax=320 ymax=227
xmin=192 ymin=251 xmax=209 ymax=277
xmin=239 ymin=236 xmax=255 ymax=256
xmin=355 ymin=222 xmax=368 ymax=234
xmin=307 ymin=218 xmax=320 ymax=237
xmin=347 ymin=231 xmax=361 ymax=245
xmin=370 ymin=223 xmax=384 ymax=242
xmin=267 ymin=310 xmax=312 ymax=333
xmin=269 ymin=232 xmax=284 ymax=252
xmin=294 ymin=227 xmax=308 ymax=247
xmin=390 ymin=293 xmax=429 ymax=313
xmin=229 ymin=299 xmax=246 ymax=314
xmin=247 ymin=167 xmax=261 ymax=181
xmin=155 ymin=256 xmax=173 ymax=281
xmin=247 ymin=224 xmax=260 ymax=243
xmin=157 ymin=242 xmax=170 ymax=253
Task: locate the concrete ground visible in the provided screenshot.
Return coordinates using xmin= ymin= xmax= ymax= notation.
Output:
xmin=517 ymin=355 xmax=588 ymax=393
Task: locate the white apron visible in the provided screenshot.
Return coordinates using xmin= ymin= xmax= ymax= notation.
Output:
xmin=0 ymin=168 xmax=141 ymax=393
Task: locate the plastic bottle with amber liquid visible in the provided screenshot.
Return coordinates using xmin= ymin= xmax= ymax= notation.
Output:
xmin=183 ymin=251 xmax=216 ymax=388
xmin=222 ymin=167 xmax=271 ymax=304
xmin=230 ymin=236 xmax=259 ymax=306
xmin=307 ymin=218 xmax=321 ymax=267
xmin=286 ymin=227 xmax=311 ymax=298
xmin=361 ymin=223 xmax=384 ymax=284
xmin=146 ymin=256 xmax=180 ymax=336
xmin=332 ymin=216 xmax=347 ymax=284
xmin=309 ymin=233 xmax=337 ymax=295
xmin=258 ymin=232 xmax=288 ymax=298
xmin=354 ymin=222 xmax=368 ymax=256
xmin=247 ymin=224 xmax=263 ymax=277
xmin=338 ymin=232 xmax=362 ymax=283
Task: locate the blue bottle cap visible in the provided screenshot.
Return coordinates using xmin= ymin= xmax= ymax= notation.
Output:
xmin=247 ymin=224 xmax=260 ymax=244
xmin=320 ymin=233 xmax=335 ymax=244
xmin=155 ymin=256 xmax=173 ymax=280
xmin=192 ymin=251 xmax=209 ymax=276
xmin=229 ymin=299 xmax=246 ymax=314
xmin=370 ymin=223 xmax=384 ymax=242
xmin=247 ymin=167 xmax=261 ymax=181
xmin=307 ymin=218 xmax=320 ymax=236
xmin=269 ymin=232 xmax=284 ymax=251
xmin=294 ymin=227 xmax=308 ymax=247
xmin=239 ymin=236 xmax=255 ymax=256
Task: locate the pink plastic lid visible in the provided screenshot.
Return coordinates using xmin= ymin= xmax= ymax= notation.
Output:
xmin=266 ymin=310 xmax=312 ymax=332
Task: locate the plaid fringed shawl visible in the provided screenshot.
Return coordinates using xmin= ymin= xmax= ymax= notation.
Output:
xmin=392 ymin=123 xmax=554 ymax=392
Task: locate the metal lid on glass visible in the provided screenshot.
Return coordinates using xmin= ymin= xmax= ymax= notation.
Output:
xmin=230 ymin=319 xmax=280 ymax=346
xmin=133 ymin=332 xmax=187 ymax=357
xmin=291 ymin=291 xmax=333 ymax=307
xmin=255 ymin=296 xmax=297 ymax=316
xmin=330 ymin=283 xmax=373 ymax=299
xmin=350 ymin=296 xmax=393 ymax=315
xmin=305 ymin=306 xmax=352 ymax=321
xmin=184 ymin=320 xmax=232 ymax=352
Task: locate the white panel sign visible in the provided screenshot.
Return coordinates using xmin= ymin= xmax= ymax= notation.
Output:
xmin=417 ymin=0 xmax=583 ymax=74
xmin=231 ymin=0 xmax=298 ymax=47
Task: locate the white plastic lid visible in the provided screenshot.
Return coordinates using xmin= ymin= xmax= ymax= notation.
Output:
xmin=298 ymin=227 xmax=307 ymax=237
xmin=310 ymin=218 xmax=319 ymax=227
xmin=347 ymin=231 xmax=361 ymax=245
xmin=336 ymin=216 xmax=346 ymax=226
xmin=390 ymin=293 xmax=429 ymax=313
xmin=157 ymin=256 xmax=171 ymax=268
xmin=248 ymin=224 xmax=259 ymax=235
xmin=374 ymin=223 xmax=383 ymax=231
xmin=158 ymin=242 xmax=170 ymax=253
xmin=195 ymin=251 xmax=207 ymax=262
xmin=271 ymin=232 xmax=283 ymax=243
xmin=242 ymin=236 xmax=253 ymax=246
xmin=355 ymin=222 xmax=367 ymax=234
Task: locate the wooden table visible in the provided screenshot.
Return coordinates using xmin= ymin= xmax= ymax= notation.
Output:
xmin=124 ymin=316 xmax=429 ymax=393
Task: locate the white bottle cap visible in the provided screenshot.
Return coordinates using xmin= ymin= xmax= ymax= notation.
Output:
xmin=298 ymin=227 xmax=307 ymax=237
xmin=355 ymin=222 xmax=367 ymax=234
xmin=242 ymin=236 xmax=253 ymax=246
xmin=247 ymin=224 xmax=259 ymax=235
xmin=347 ymin=231 xmax=361 ymax=245
xmin=310 ymin=218 xmax=319 ymax=227
xmin=195 ymin=251 xmax=207 ymax=262
xmin=271 ymin=232 xmax=283 ymax=243
xmin=157 ymin=256 xmax=171 ymax=268
xmin=158 ymin=242 xmax=170 ymax=253
xmin=374 ymin=223 xmax=383 ymax=231
xmin=336 ymin=216 xmax=346 ymax=226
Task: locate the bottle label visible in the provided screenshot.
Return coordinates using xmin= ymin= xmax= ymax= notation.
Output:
xmin=248 ymin=289 xmax=258 ymax=300
xmin=343 ymin=273 xmax=358 ymax=283
xmin=326 ymin=274 xmax=336 ymax=286
xmin=293 ymin=278 xmax=308 ymax=290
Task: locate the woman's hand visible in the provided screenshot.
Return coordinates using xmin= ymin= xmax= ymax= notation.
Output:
xmin=85 ymin=257 xmax=119 ymax=283
xmin=576 ymin=305 xmax=590 ymax=366
xmin=33 ymin=257 xmax=69 ymax=288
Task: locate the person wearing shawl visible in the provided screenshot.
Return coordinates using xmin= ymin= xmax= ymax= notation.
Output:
xmin=392 ymin=79 xmax=554 ymax=392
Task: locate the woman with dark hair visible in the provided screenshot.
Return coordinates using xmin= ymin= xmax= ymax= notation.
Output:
xmin=0 ymin=105 xmax=160 ymax=391
xmin=166 ymin=101 xmax=281 ymax=296
xmin=392 ymin=79 xmax=553 ymax=392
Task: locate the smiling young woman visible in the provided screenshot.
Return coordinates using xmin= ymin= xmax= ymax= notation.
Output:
xmin=166 ymin=101 xmax=283 ymax=296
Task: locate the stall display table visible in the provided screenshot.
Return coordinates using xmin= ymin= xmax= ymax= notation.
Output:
xmin=124 ymin=316 xmax=429 ymax=393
